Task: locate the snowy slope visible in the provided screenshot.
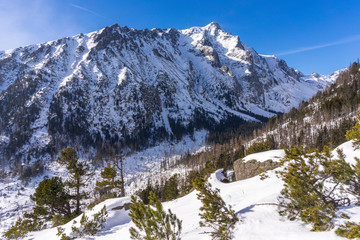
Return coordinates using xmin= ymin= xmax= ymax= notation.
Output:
xmin=23 ymin=140 xmax=360 ymax=240
xmin=242 ymin=149 xmax=285 ymax=162
xmin=0 ymin=130 xmax=207 ymax=235
xmin=0 ymin=22 xmax=340 ymax=165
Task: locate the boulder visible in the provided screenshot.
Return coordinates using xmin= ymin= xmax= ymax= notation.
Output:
xmin=233 ymin=158 xmax=279 ymax=181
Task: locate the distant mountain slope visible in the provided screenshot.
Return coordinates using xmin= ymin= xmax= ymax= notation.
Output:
xmin=247 ymin=62 xmax=360 ymax=150
xmin=0 ymin=22 xmax=338 ymax=165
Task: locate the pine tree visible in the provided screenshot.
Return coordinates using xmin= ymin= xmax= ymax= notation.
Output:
xmin=95 ymin=163 xmax=123 ymax=198
xmin=278 ymin=146 xmax=352 ymax=231
xmin=335 ymin=221 xmax=360 ymax=239
xmin=57 ymin=206 xmax=108 ymax=239
xmin=31 ymin=177 xmax=72 ymax=218
xmin=57 ymin=147 xmax=90 ymax=214
xmin=129 ymin=192 xmax=182 ymax=240
xmin=164 ymin=174 xmax=179 ymax=201
xmin=346 ymin=110 xmax=360 ymax=149
xmin=71 ymin=206 xmax=108 ymax=237
xmin=112 ymin=153 xmax=126 ymax=197
xmin=2 ymin=216 xmax=42 ymax=240
xmin=192 ymin=177 xmax=238 ymax=240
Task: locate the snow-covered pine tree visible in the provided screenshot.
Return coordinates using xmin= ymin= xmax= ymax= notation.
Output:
xmin=164 ymin=174 xmax=179 ymax=201
xmin=129 ymin=191 xmax=182 ymax=240
xmin=192 ymin=177 xmax=238 ymax=240
xmin=95 ymin=162 xmax=123 ymax=198
xmin=346 ymin=110 xmax=360 ymax=149
xmin=278 ymin=146 xmax=352 ymax=231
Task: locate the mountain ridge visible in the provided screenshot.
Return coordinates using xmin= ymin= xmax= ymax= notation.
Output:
xmin=0 ymin=22 xmax=340 ymax=166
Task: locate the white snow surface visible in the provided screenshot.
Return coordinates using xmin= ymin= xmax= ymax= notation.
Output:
xmin=15 ymin=140 xmax=360 ymax=240
xmin=0 ymin=130 xmax=208 ymax=235
xmin=242 ymin=149 xmax=285 ymax=163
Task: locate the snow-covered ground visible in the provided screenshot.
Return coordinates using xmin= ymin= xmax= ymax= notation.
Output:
xmin=242 ymin=149 xmax=285 ymax=162
xmin=16 ymin=140 xmax=360 ymax=239
xmin=0 ymin=130 xmax=208 ymax=236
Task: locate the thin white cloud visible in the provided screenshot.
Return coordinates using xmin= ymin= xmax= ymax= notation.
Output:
xmin=0 ymin=0 xmax=82 ymax=51
xmin=275 ymin=34 xmax=360 ymax=56
xmin=70 ymin=3 xmax=111 ymax=20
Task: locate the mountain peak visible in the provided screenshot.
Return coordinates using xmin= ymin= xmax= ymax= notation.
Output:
xmin=311 ymin=72 xmax=320 ymax=78
xmin=0 ymin=22 xmax=335 ymax=165
xmin=204 ymin=22 xmax=222 ymax=30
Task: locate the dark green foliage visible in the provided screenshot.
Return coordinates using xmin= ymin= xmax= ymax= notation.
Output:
xmin=278 ymin=146 xmax=352 ymax=231
xmin=315 ymin=121 xmax=356 ymax=150
xmin=31 ymin=177 xmax=72 ymax=218
xmin=95 ymin=162 xmax=123 ymax=198
xmin=56 ymin=227 xmax=72 ymax=240
xmin=192 ymin=177 xmax=238 ymax=240
xmin=205 ymin=116 xmax=264 ymax=145
xmin=346 ymin=110 xmax=360 ymax=149
xmin=111 ymin=153 xmax=126 ymax=197
xmin=3 ymin=177 xmax=74 ymax=239
xmin=136 ymin=181 xmax=164 ymax=204
xmin=215 ymin=153 xmax=233 ymax=171
xmin=181 ymin=170 xmax=202 ymax=195
xmin=344 ymin=118 xmax=360 ymax=204
xmin=175 ymin=136 xmax=245 ymax=193
xmin=129 ymin=192 xmax=182 ymax=240
xmin=335 ymin=221 xmax=360 ymax=239
xmin=52 ymin=212 xmax=81 ymax=228
xmin=164 ymin=174 xmax=180 ymax=201
xmin=3 ymin=167 xmax=82 ymax=239
xmin=57 ymin=206 xmax=108 ymax=239
xmin=2 ymin=215 xmax=45 ymax=240
xmin=347 ymin=157 xmax=360 ymax=205
xmin=246 ymin=135 xmax=276 ymax=155
xmin=57 ymin=147 xmax=90 ymax=214
xmin=4 ymin=148 xmax=94 ymax=238
xmin=72 ymin=206 xmax=108 ymax=237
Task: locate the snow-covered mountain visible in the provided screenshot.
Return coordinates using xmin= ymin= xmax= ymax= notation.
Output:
xmin=0 ymin=22 xmax=339 ymax=164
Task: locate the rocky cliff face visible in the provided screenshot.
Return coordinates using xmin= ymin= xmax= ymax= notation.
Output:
xmin=0 ymin=22 xmax=339 ymax=164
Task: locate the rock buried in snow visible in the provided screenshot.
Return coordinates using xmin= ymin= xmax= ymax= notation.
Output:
xmin=233 ymin=159 xmax=279 ymax=181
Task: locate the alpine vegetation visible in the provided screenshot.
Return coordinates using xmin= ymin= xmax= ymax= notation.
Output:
xmin=279 ymin=112 xmax=360 ymax=233
xmin=193 ymin=176 xmax=239 ymax=240
xmin=128 ymin=192 xmax=182 ymax=240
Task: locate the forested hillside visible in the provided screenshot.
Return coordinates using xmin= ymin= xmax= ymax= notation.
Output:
xmin=173 ymin=62 xmax=360 ymax=178
xmin=250 ymin=61 xmax=360 ymax=150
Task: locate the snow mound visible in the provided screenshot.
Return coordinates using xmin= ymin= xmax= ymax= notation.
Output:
xmin=333 ymin=140 xmax=360 ymax=165
xmin=242 ymin=149 xmax=285 ymax=163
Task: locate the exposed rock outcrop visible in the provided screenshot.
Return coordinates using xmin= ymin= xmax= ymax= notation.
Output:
xmin=233 ymin=158 xmax=279 ymax=181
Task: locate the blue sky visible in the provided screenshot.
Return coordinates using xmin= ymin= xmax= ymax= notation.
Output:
xmin=0 ymin=0 xmax=359 ymax=75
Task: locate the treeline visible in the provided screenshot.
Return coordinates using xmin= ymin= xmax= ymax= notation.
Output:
xmin=157 ymin=62 xmax=360 ymax=187
xmin=136 ymin=137 xmax=244 ymax=205
xmin=277 ymin=115 xmax=360 ymax=239
xmin=3 ymin=147 xmax=125 ymax=240
xmin=251 ymin=62 xmax=360 ymax=150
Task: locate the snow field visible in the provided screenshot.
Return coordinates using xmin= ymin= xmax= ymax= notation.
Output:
xmin=24 ymin=140 xmax=360 ymax=239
